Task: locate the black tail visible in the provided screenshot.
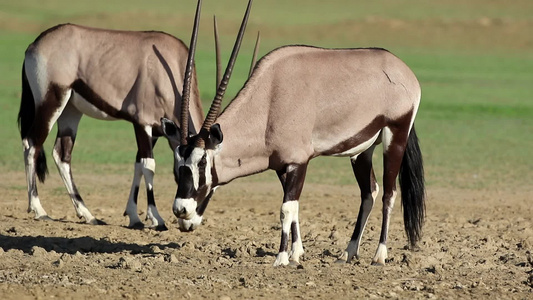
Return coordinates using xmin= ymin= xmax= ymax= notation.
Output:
xmin=18 ymin=62 xmax=34 ymax=139
xmin=18 ymin=62 xmax=48 ymax=183
xmin=399 ymin=126 xmax=425 ymax=248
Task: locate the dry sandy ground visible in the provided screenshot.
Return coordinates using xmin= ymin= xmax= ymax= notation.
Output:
xmin=0 ymin=171 xmax=531 ymax=299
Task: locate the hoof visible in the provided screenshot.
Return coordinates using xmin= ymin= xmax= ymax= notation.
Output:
xmin=154 ymin=224 xmax=168 ymax=232
xmin=36 ymin=215 xmax=54 ymax=221
xmin=371 ymin=261 xmax=386 ymax=267
xmin=128 ymin=222 xmax=145 ymax=230
xmin=289 ymin=260 xmax=302 ymax=268
xmin=88 ymin=218 xmax=107 ymax=225
xmin=335 ymin=258 xmax=347 ymax=264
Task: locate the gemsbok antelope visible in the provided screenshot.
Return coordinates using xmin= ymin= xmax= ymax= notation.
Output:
xmin=17 ymin=2 xmax=210 ymax=230
xmin=163 ymin=0 xmax=425 ymax=266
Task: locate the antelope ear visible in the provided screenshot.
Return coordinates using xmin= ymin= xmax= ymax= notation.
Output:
xmin=161 ymin=118 xmax=181 ymax=140
xmin=209 ymin=123 xmax=223 ymax=146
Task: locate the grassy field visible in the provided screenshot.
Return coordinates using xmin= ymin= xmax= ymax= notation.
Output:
xmin=0 ymin=0 xmax=532 ymax=193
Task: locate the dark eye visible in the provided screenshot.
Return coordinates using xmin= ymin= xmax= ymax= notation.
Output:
xmin=198 ymin=154 xmax=207 ymax=167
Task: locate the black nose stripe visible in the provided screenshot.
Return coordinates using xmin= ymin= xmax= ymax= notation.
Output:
xmin=177 ymin=166 xmax=196 ymax=198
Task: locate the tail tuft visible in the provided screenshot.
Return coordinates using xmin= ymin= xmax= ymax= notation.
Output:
xmin=399 ymin=126 xmax=426 ymax=248
xmin=36 ymin=149 xmax=48 ymax=183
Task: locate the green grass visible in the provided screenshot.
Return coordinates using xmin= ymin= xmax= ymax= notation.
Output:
xmin=0 ymin=0 xmax=532 ymax=192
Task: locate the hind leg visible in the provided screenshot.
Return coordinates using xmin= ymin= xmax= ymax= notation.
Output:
xmin=337 ymin=145 xmax=379 ymax=263
xmin=52 ymin=102 xmax=103 ymax=225
xmin=23 ymin=140 xmax=50 ymax=220
xmin=23 ymin=84 xmax=72 ymax=220
xmin=372 ymin=127 xmax=409 ymax=266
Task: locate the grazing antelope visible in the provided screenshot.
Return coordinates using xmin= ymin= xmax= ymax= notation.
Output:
xmin=17 ymin=2 xmax=208 ymax=230
xmin=163 ymin=0 xmax=425 ymax=266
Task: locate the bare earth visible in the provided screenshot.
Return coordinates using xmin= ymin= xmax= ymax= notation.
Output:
xmin=0 ymin=171 xmax=531 ymax=299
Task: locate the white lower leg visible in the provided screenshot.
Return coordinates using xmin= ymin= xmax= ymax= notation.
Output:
xmin=24 ymin=144 xmax=48 ymax=218
xmin=372 ymin=190 xmax=397 ymax=265
xmin=28 ymin=194 xmax=47 ymax=219
xmin=124 ymin=162 xmax=143 ymax=226
xmin=289 ymin=207 xmax=304 ymax=263
xmin=141 ymin=158 xmax=165 ymax=228
xmin=52 ymin=149 xmax=96 ymax=223
xmin=372 ymin=243 xmax=388 ymax=265
xmin=146 ymin=205 xmax=165 ymax=227
xmin=274 ymin=201 xmax=302 ymax=266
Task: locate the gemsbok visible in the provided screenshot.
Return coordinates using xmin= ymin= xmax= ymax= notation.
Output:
xmin=163 ymin=0 xmax=425 ymax=266
xmin=17 ymin=1 xmax=210 ymax=230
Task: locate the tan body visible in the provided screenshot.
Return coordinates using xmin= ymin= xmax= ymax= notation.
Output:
xmin=215 ymin=46 xmax=420 ymax=183
xmin=19 ymin=23 xmax=204 ymax=229
xmin=168 ymin=44 xmax=425 ymax=266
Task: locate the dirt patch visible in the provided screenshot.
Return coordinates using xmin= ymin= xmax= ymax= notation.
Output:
xmin=0 ymin=172 xmax=531 ymax=299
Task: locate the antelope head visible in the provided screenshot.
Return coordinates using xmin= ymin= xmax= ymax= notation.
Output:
xmin=162 ymin=0 xmax=253 ymax=231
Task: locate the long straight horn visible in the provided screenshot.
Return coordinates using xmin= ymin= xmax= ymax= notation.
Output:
xmin=249 ymin=31 xmax=260 ymax=78
xmin=199 ymin=0 xmax=253 ymax=139
xmin=214 ymin=15 xmax=222 ymax=90
xmin=180 ymin=0 xmax=202 ymax=146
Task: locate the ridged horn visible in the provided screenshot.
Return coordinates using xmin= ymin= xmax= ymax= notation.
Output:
xmin=180 ymin=0 xmax=202 ymax=146
xmin=214 ymin=15 xmax=222 ymax=90
xmin=196 ymin=0 xmax=253 ymax=148
xmin=249 ymin=31 xmax=260 ymax=78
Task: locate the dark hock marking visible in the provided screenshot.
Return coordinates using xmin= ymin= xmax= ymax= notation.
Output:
xmin=124 ymin=188 xmax=139 ymax=216
xmin=238 ymin=158 xmax=242 ymax=167
xmin=322 ymin=116 xmax=385 ymax=156
xmin=146 ymin=188 xmax=155 ymax=206
xmin=290 ymin=221 xmax=299 ymax=244
xmin=279 ymin=230 xmax=289 ymax=253
xmin=73 ymin=193 xmax=83 ymax=202
xmin=71 ymin=79 xmax=134 ymax=122
xmin=133 ymin=186 xmax=140 ymax=205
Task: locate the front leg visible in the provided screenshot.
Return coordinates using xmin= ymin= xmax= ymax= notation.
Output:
xmin=125 ymin=125 xmax=167 ymax=231
xmin=141 ymin=157 xmax=167 ymax=231
xmin=274 ymin=163 xmax=308 ymax=266
xmin=124 ymin=161 xmax=144 ymax=229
